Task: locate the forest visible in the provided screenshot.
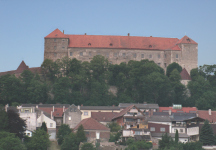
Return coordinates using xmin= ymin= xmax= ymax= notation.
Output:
xmin=0 ymin=55 xmax=216 ymax=110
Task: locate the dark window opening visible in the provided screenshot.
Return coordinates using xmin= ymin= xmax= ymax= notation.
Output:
xmin=88 ymin=43 xmax=91 ymax=46
xmin=54 ymin=39 xmax=56 ymax=42
xmin=187 ymin=38 xmax=191 ymax=42
xmin=149 ymin=45 xmax=152 ymax=48
xmin=110 ymin=43 xmax=113 ymax=46
xmin=137 ymin=125 xmax=139 ymax=128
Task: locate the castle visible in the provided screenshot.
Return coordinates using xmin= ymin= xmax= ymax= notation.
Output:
xmin=44 ymin=29 xmax=198 ymax=74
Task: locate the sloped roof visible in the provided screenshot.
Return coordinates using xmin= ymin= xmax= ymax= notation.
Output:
xmin=45 ymin=28 xmax=66 ymax=38
xmin=112 ymin=105 xmax=135 ymax=120
xmin=170 ymin=45 xmax=181 ymax=50
xmin=176 ymin=35 xmax=197 ymax=44
xmin=80 ymin=106 xmax=120 ymax=110
xmin=119 ymin=103 xmax=159 ymax=109
xmin=148 ymin=115 xmax=171 ymax=122
xmin=74 ymin=118 xmax=110 ymax=131
xmin=15 ymin=61 xmax=29 ymax=73
xmin=159 ymin=107 xmax=197 ymax=113
xmin=170 ymin=113 xmax=196 ymax=121
xmin=45 ymin=29 xmax=184 ymax=50
xmin=180 ymin=68 xmax=191 ymax=80
xmin=91 ymin=112 xmax=119 ymax=122
xmin=198 ymin=110 xmax=216 ymax=123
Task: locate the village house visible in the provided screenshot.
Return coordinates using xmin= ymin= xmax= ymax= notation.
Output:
xmin=91 ymin=112 xmax=119 ymax=125
xmin=74 ymin=118 xmax=110 ymax=142
xmin=118 ymin=103 xmax=159 ymax=112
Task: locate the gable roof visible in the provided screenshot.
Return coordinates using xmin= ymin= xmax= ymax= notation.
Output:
xmin=148 ymin=115 xmax=171 ymax=122
xmin=45 ymin=29 xmax=187 ymax=50
xmin=180 ymin=68 xmax=191 ymax=80
xmin=176 ymin=35 xmax=197 ymax=44
xmin=112 ymin=105 xmax=144 ymax=120
xmin=74 ymin=118 xmax=110 ymax=131
xmin=198 ymin=110 xmax=216 ymax=123
xmin=64 ymin=104 xmax=82 ymax=114
xmin=91 ymin=112 xmax=119 ymax=122
xmin=15 ymin=61 xmax=29 ymax=73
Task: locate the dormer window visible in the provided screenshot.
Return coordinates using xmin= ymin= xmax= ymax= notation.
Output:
xmin=88 ymin=43 xmax=91 ymax=46
xmin=187 ymin=38 xmax=191 ymax=42
xmin=55 ymin=34 xmax=58 ymax=36
xmin=110 ymin=43 xmax=113 ymax=46
xmin=149 ymin=45 xmax=152 ymax=48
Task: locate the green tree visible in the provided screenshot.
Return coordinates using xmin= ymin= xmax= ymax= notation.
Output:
xmin=195 ymin=91 xmax=216 ymax=110
xmin=109 ymin=132 xmax=121 ymax=142
xmin=81 ymin=143 xmax=96 ymax=150
xmin=0 ymin=107 xmax=9 ymax=131
xmin=61 ymin=132 xmax=78 ymax=150
xmin=76 ymin=125 xmax=87 ymax=144
xmin=7 ymin=109 xmax=26 ymax=139
xmin=0 ymin=131 xmax=26 ymax=150
xmin=159 ymin=133 xmax=174 ymax=149
xmin=107 ymin=122 xmax=121 ymax=132
xmin=57 ymin=124 xmax=71 ymax=145
xmin=26 ymin=129 xmax=50 ymax=150
xmin=175 ymin=129 xmax=179 ymax=143
xmin=166 ymin=62 xmax=182 ymax=77
xmin=200 ymin=120 xmax=215 ymax=145
xmin=40 ymin=122 xmax=48 ymax=133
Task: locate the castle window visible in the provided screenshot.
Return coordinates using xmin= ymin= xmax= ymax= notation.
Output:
xmin=141 ymin=54 xmax=144 ymax=58
xmin=123 ymin=53 xmax=126 ymax=57
xmin=164 ymin=63 xmax=167 ymax=68
xmin=114 ymin=53 xmax=117 ymax=57
xmin=54 ymin=53 xmax=57 ymax=57
xmin=133 ymin=53 xmax=137 ymax=58
xmin=149 ymin=45 xmax=152 ymax=48
xmin=54 ymin=39 xmax=56 ymax=42
xmin=158 ymin=54 xmax=160 ymax=58
xmin=110 ymin=43 xmax=113 ymax=46
xmin=62 ymin=39 xmax=65 ymax=41
xmin=97 ymin=52 xmax=100 ymax=55
xmin=88 ymin=43 xmax=91 ymax=46
xmin=80 ymin=52 xmax=83 ymax=56
xmin=89 ymin=52 xmax=91 ymax=56
xmin=176 ymin=54 xmax=178 ymax=58
xmin=106 ymin=53 xmax=109 ymax=57
xmin=164 ymin=54 xmax=166 ymax=58
xmin=70 ymin=52 xmax=73 ymax=56
xmin=54 ymin=46 xmax=56 ymax=50
xmin=149 ymin=54 xmax=152 ymax=58
xmin=157 ymin=63 xmax=161 ymax=66
xmin=62 ymin=47 xmax=65 ymax=49
xmin=186 ymin=38 xmax=191 ymax=42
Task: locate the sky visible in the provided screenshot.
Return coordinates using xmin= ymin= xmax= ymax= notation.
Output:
xmin=0 ymin=0 xmax=216 ymax=72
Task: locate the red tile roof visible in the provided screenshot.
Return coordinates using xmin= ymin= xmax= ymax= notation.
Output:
xmin=39 ymin=107 xmax=67 ymax=117
xmin=15 ymin=61 xmax=29 ymax=73
xmin=176 ymin=35 xmax=197 ymax=44
xmin=74 ymin=118 xmax=110 ymax=131
xmin=159 ymin=107 xmax=197 ymax=113
xmin=112 ymin=105 xmax=135 ymax=120
xmin=180 ymin=68 xmax=191 ymax=80
xmin=45 ymin=29 xmax=199 ymax=50
xmin=198 ymin=110 xmax=216 ymax=123
xmin=91 ymin=112 xmax=119 ymax=122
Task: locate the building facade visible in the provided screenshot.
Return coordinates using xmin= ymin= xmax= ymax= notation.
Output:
xmin=44 ymin=29 xmax=198 ymax=73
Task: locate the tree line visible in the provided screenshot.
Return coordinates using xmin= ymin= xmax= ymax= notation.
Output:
xmin=1 ymin=55 xmax=216 ymax=110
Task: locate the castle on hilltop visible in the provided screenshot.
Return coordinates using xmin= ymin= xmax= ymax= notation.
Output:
xmin=44 ymin=29 xmax=198 ymax=74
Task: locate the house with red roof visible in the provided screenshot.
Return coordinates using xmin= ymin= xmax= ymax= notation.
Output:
xmin=74 ymin=118 xmax=110 ymax=142
xmin=44 ymin=29 xmax=198 ymax=73
xmin=91 ymin=112 xmax=119 ymax=125
xmin=0 ymin=61 xmax=41 ymax=77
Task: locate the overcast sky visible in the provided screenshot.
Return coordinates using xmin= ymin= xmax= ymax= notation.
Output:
xmin=0 ymin=0 xmax=216 ymax=72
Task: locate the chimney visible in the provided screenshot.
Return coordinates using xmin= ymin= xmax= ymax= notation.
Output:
xmin=78 ymin=105 xmax=80 ymax=110
xmin=196 ymin=111 xmax=199 ymax=117
xmin=209 ymin=109 xmax=212 ymax=115
xmin=53 ymin=106 xmax=54 ymax=112
xmin=85 ymin=33 xmax=86 ymax=35
xmin=63 ymin=30 xmax=64 ymax=34
xmin=51 ymin=111 xmax=53 ymax=120
xmin=63 ymin=106 xmax=65 ymax=112
xmin=169 ymin=109 xmax=172 ymax=116
xmin=41 ymin=111 xmax=44 ymax=122
xmin=128 ymin=33 xmax=130 ymax=36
